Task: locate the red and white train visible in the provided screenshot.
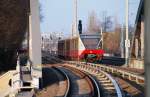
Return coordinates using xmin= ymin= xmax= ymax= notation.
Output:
xmin=58 ymin=34 xmax=105 ymax=62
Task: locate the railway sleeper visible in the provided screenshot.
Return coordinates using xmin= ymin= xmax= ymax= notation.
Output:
xmin=102 ymin=90 xmax=116 ymax=97
xmin=98 ymin=79 xmax=111 ymax=83
xmin=98 ymin=77 xmax=109 ymax=81
xmin=97 ymin=75 xmax=106 ymax=78
xmin=101 ymin=83 xmax=114 ymax=86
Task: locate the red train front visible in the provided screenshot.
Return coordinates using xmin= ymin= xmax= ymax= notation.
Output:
xmin=58 ymin=34 xmax=104 ymax=62
xmin=80 ymin=49 xmax=104 ymax=62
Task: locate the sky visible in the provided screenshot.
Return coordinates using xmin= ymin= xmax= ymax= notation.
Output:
xmin=39 ymin=0 xmax=140 ymax=35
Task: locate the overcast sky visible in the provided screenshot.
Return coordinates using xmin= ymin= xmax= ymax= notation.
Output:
xmin=39 ymin=0 xmax=140 ymax=35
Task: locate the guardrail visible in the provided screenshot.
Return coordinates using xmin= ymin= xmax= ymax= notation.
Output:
xmin=67 ymin=61 xmax=144 ymax=85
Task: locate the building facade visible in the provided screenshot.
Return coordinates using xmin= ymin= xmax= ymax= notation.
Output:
xmin=41 ymin=32 xmax=63 ymax=54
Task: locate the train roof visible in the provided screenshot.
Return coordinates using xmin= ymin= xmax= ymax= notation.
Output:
xmin=58 ymin=36 xmax=79 ymax=41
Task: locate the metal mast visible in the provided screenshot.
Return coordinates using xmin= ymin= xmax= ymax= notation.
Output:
xmin=73 ymin=0 xmax=78 ymax=37
xmin=125 ymin=0 xmax=130 ymax=66
xmin=101 ymin=27 xmax=103 ymax=49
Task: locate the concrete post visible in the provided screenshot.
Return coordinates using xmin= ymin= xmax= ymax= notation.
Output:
xmin=135 ymin=38 xmax=139 ymax=59
xmin=29 ymin=0 xmax=42 ymax=89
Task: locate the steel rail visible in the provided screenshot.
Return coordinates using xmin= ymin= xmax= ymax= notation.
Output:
xmin=63 ymin=66 xmax=101 ymax=97
xmin=101 ymin=70 xmax=123 ymax=97
xmin=53 ymin=67 xmax=70 ymax=97
xmin=67 ymin=61 xmax=123 ymax=97
xmin=87 ymin=73 xmax=101 ymax=97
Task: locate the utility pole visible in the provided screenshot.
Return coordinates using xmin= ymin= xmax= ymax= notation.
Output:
xmin=101 ymin=27 xmax=103 ymax=49
xmin=125 ymin=0 xmax=130 ymax=66
xmin=73 ymin=0 xmax=78 ymax=37
xmin=121 ymin=25 xmax=124 ymax=58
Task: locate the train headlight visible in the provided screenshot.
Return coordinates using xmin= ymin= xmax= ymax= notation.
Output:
xmin=90 ymin=50 xmax=93 ymax=53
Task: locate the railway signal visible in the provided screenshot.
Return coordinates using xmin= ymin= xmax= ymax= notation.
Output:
xmin=78 ymin=20 xmax=82 ymax=34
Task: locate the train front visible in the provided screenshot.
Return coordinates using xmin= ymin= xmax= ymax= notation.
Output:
xmin=79 ymin=34 xmax=104 ymax=62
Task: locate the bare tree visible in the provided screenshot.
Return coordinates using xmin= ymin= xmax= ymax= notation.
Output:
xmin=101 ymin=11 xmax=113 ymax=32
xmin=86 ymin=11 xmax=101 ymax=34
xmin=85 ymin=11 xmax=121 ymax=56
xmin=103 ymin=17 xmax=121 ymax=55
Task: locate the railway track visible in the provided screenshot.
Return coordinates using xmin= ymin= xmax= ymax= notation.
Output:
xmin=52 ymin=66 xmax=70 ymax=97
xmin=66 ymin=63 xmax=123 ymax=97
xmin=96 ymin=70 xmax=122 ymax=97
xmin=42 ymin=56 xmax=143 ymax=97
xmin=114 ymin=77 xmax=144 ymax=97
xmin=66 ymin=61 xmax=145 ymax=97
xmin=53 ymin=65 xmax=100 ymax=97
xmin=42 ymin=55 xmax=123 ymax=97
